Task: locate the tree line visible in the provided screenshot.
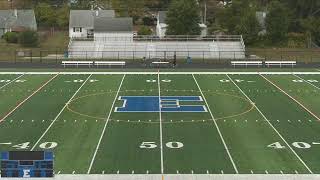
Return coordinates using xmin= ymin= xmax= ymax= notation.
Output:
xmin=8 ymin=0 xmax=320 ymax=47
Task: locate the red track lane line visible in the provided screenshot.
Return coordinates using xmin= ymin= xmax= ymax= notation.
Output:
xmin=0 ymin=74 xmax=59 ymax=123
xmin=260 ymin=74 xmax=320 ymax=121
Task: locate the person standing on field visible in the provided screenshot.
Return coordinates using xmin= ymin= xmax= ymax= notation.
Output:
xmin=173 ymin=52 xmax=177 ymax=67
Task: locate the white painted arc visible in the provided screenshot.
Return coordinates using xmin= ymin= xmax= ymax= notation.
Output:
xmin=87 ymin=74 xmax=126 ymax=174
xmin=192 ymin=74 xmax=239 ymax=174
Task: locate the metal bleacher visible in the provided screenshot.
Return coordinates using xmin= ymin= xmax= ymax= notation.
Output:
xmin=68 ymin=35 xmax=246 ymax=60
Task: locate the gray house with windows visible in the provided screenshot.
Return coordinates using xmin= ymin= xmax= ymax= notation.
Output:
xmin=69 ymin=10 xmax=115 ymax=38
xmin=0 ymin=9 xmax=37 ymax=37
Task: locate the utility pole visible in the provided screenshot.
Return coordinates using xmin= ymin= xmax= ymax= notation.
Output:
xmin=204 ymin=0 xmax=207 ymax=24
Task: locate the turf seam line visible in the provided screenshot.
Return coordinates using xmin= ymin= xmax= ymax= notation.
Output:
xmin=30 ymin=74 xmax=92 ymax=151
xmin=0 ymin=74 xmax=25 ymax=90
xmin=87 ymin=74 xmax=126 ymax=174
xmin=0 ymin=73 xmax=59 ymax=124
xmin=293 ymin=74 xmax=320 ymax=90
xmin=1 ymin=72 xmax=320 ymax=75
xmin=158 ymin=70 xmax=164 ymax=174
xmin=192 ymin=74 xmax=239 ymax=174
xmin=260 ymin=74 xmax=320 ymax=121
xmin=226 ymin=74 xmax=313 ymax=174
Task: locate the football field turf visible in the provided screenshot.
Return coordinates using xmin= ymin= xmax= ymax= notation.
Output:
xmin=0 ymin=72 xmax=320 ymax=175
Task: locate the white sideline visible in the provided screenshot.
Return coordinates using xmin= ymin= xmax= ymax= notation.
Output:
xmin=87 ymin=74 xmax=126 ymax=174
xmin=0 ymin=74 xmax=25 ymax=90
xmin=260 ymin=74 xmax=320 ymax=121
xmin=192 ymin=74 xmax=239 ymax=174
xmin=226 ymin=74 xmax=313 ymax=174
xmin=293 ymin=74 xmax=320 ymax=90
xmin=157 ymin=72 xmax=164 ymax=174
xmin=2 ymin=174 xmax=320 ymax=180
xmin=31 ymin=74 xmax=92 ymax=150
xmin=0 ymin=72 xmax=320 ymax=75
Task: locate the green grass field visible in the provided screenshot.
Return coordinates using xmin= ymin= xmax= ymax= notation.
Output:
xmin=0 ymin=72 xmax=320 ymax=175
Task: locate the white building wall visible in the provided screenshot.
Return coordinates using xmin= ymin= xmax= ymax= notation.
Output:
xmin=69 ymin=27 xmax=89 ymax=38
xmin=156 ymin=23 xmax=207 ymax=38
xmin=156 ymin=23 xmax=167 ymax=38
xmin=94 ymin=32 xmax=133 ymax=42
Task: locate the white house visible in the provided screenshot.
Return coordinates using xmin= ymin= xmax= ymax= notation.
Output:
xmin=69 ymin=10 xmax=115 ymax=38
xmin=0 ymin=9 xmax=37 ymax=37
xmin=156 ymin=11 xmax=207 ymax=38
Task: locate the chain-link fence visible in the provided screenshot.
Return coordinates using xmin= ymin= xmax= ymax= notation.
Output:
xmin=0 ymin=49 xmax=319 ymax=66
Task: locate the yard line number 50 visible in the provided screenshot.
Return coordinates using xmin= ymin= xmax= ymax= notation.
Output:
xmin=140 ymin=141 xmax=184 ymax=149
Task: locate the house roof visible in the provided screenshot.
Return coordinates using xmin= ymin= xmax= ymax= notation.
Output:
xmin=0 ymin=10 xmax=37 ymax=30
xmin=158 ymin=11 xmax=167 ymax=24
xmin=94 ymin=17 xmax=133 ymax=32
xmin=69 ymin=10 xmax=115 ymax=28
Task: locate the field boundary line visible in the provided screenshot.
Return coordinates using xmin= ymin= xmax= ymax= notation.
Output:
xmin=0 ymin=74 xmax=59 ymax=123
xmin=293 ymin=74 xmax=320 ymax=90
xmin=226 ymin=74 xmax=313 ymax=174
xmin=31 ymin=74 xmax=92 ymax=150
xmin=157 ymin=71 xmax=164 ymax=174
xmin=1 ymin=72 xmax=320 ymax=75
xmin=0 ymin=74 xmax=25 ymax=90
xmin=87 ymin=74 xmax=126 ymax=174
xmin=260 ymin=74 xmax=320 ymax=121
xmin=192 ymin=74 xmax=239 ymax=174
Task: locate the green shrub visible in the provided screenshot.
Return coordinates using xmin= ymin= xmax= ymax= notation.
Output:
xmin=138 ymin=26 xmax=152 ymax=35
xmin=18 ymin=31 xmax=39 ymax=47
xmin=143 ymin=16 xmax=155 ymax=26
xmin=3 ymin=32 xmax=18 ymax=43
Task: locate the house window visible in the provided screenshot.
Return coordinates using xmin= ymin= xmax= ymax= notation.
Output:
xmin=73 ymin=27 xmax=82 ymax=33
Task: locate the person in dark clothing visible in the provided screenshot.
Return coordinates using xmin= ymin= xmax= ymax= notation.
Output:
xmin=173 ymin=53 xmax=177 ymax=67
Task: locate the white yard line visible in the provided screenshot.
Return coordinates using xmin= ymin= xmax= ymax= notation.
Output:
xmin=157 ymin=72 xmax=164 ymax=174
xmin=0 ymin=74 xmax=25 ymax=90
xmin=226 ymin=74 xmax=313 ymax=174
xmin=87 ymin=75 xmax=126 ymax=174
xmin=192 ymin=74 xmax=239 ymax=174
xmin=31 ymin=74 xmax=92 ymax=150
xmin=0 ymin=74 xmax=59 ymax=123
xmin=293 ymin=74 xmax=320 ymax=90
xmin=1 ymin=72 xmax=320 ymax=75
xmin=260 ymin=74 xmax=320 ymax=121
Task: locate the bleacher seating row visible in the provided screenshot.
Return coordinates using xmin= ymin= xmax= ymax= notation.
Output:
xmin=231 ymin=61 xmax=297 ymax=68
xmin=62 ymin=61 xmax=126 ymax=68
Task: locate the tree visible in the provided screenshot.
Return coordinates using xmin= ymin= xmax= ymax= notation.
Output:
xmin=216 ymin=0 xmax=256 ymax=34
xmin=34 ymin=2 xmax=57 ymax=27
xmin=236 ymin=11 xmax=261 ymax=44
xmin=56 ymin=3 xmax=70 ymax=29
xmin=166 ymin=0 xmax=201 ymax=35
xmin=301 ymin=17 xmax=320 ymax=46
xmin=266 ymin=1 xmax=289 ymax=43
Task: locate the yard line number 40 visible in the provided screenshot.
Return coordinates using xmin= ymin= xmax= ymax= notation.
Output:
xmin=268 ymin=141 xmax=317 ymax=149
xmin=12 ymin=142 xmax=57 ymax=150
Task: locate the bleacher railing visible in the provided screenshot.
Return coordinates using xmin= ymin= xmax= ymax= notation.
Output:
xmin=71 ymin=35 xmax=244 ymax=42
